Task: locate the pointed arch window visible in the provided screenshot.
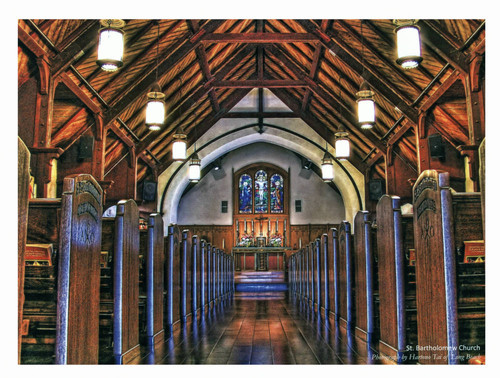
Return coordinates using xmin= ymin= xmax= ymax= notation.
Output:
xmin=270 ymin=174 xmax=284 ymax=214
xmin=254 ymin=170 xmax=268 ymax=213
xmin=238 ymin=174 xmax=253 ymax=214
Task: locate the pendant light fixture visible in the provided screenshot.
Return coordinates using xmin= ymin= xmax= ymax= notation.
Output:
xmin=189 ymin=116 xmax=201 ymax=182
xmin=357 ymin=81 xmax=376 ymax=129
xmin=321 ymin=144 xmax=334 ymax=182
xmin=335 ymin=77 xmax=350 ymax=160
xmin=97 ymin=19 xmax=125 ymax=72
xmin=357 ymin=20 xmax=376 ymax=129
xmin=172 ymin=127 xmax=187 ymax=161
xmin=394 ymin=19 xmax=423 ymax=69
xmin=145 ymin=21 xmax=165 ymax=131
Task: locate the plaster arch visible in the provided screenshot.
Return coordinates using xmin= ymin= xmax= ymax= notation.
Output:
xmin=158 ymin=120 xmax=365 ymax=232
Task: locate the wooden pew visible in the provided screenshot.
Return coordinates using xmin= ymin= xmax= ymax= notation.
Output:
xmin=22 ymin=174 xmax=103 ymax=364
xmin=329 ymin=228 xmax=339 ymax=322
xmin=18 ymin=138 xmax=30 ymax=363
xmin=352 ymin=211 xmax=376 ymax=346
xmin=413 ymin=169 xmax=484 ymax=364
xmin=376 ymin=195 xmax=418 ymax=364
xmin=144 ymin=213 xmax=165 ymax=354
xmin=99 ymin=199 xmax=140 ymax=364
xmin=165 ymin=225 xmax=181 ymax=336
xmin=337 ymin=221 xmax=354 ymax=331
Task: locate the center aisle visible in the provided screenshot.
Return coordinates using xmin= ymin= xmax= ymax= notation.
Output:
xmin=154 ymin=296 xmax=376 ymax=365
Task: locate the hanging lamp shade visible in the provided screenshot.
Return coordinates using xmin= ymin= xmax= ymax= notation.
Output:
xmin=335 ymin=128 xmax=350 ymax=160
xmin=321 ymin=150 xmax=334 ymax=182
xmin=394 ymin=20 xmax=423 ymax=69
xmin=189 ymin=152 xmax=201 ymax=182
xmin=172 ymin=128 xmax=187 ymax=161
xmin=145 ymin=82 xmax=165 ymax=131
xmin=97 ymin=19 xmax=125 ymax=72
xmin=356 ymin=81 xmax=375 ymax=129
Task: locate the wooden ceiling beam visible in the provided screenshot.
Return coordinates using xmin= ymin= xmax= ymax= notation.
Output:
xmin=419 ymin=20 xmax=469 ymax=75
xmin=296 ymin=19 xmax=418 ymax=126
xmin=200 ymin=32 xmax=319 ymax=44
xmin=270 ymin=87 xmax=369 ymax=173
xmin=102 ymin=19 xmax=226 ymax=129
xmin=222 ymin=111 xmax=298 ymax=119
xmin=134 ymin=44 xmax=255 ymax=156
xmin=267 ymin=45 xmax=387 ymax=154
xmin=213 ymin=79 xmax=308 ymax=88
xmin=50 ymin=20 xmax=100 ymax=77
xmin=188 ymin=20 xmax=221 ymax=113
xmin=154 ymin=88 xmax=252 ymax=174
xmin=59 ymin=72 xmax=102 ymax=114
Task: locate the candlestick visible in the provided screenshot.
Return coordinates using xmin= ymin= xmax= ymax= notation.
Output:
xmin=244 ymin=220 xmax=247 ymax=233
xmin=222 ymin=238 xmax=225 ymax=249
xmin=252 ymin=220 xmax=254 ymax=233
xmin=275 ymin=219 xmax=278 ymax=234
xmin=299 ymin=238 xmax=302 ymax=249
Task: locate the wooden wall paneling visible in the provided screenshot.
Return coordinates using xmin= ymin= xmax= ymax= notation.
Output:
xmin=55 ymin=174 xmax=103 ymax=364
xmin=146 ymin=213 xmax=165 ymax=354
xmin=18 ymin=138 xmax=31 ymax=363
xmin=353 ymin=211 xmax=375 ymax=345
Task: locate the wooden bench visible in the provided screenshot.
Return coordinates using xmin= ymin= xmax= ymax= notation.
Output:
xmin=413 ymin=169 xmax=485 ymax=364
xmin=375 ymin=195 xmax=417 ymax=364
xmin=22 ymin=174 xmax=103 ymax=364
xmin=99 ymin=199 xmax=140 ymax=364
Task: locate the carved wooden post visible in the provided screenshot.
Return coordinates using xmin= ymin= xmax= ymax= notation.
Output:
xmin=191 ymin=235 xmax=198 ymax=319
xmin=310 ymin=243 xmax=315 ymax=309
xmin=146 ymin=213 xmax=164 ymax=354
xmin=212 ymin=247 xmax=217 ymax=305
xmin=338 ymin=221 xmax=353 ymax=330
xmin=217 ymin=249 xmax=222 ymax=301
xmin=200 ymin=240 xmax=206 ymax=313
xmin=166 ymin=225 xmax=175 ymax=336
xmin=376 ymin=195 xmax=406 ymax=364
xmin=413 ymin=170 xmax=459 ymax=364
xmin=18 ymin=138 xmax=30 ymax=363
xmin=304 ymin=245 xmax=310 ymax=305
xmin=180 ymin=230 xmax=188 ymax=323
xmin=322 ymin=234 xmax=329 ymax=318
xmin=331 ymin=228 xmax=339 ymax=321
xmin=207 ymin=243 xmax=212 ymax=308
xmin=112 ymin=200 xmax=140 ymax=364
xmin=55 ymin=174 xmax=102 ymax=364
xmin=315 ymin=238 xmax=321 ymax=314
xmin=353 ymin=211 xmax=375 ymax=345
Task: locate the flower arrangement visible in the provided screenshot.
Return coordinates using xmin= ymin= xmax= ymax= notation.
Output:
xmin=269 ymin=233 xmax=283 ymax=247
xmin=238 ymin=234 xmax=254 ymax=247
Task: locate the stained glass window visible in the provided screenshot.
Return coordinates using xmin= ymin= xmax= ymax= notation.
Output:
xmin=270 ymin=174 xmax=284 ymax=213
xmin=238 ymin=174 xmax=253 ymax=213
xmin=254 ymin=170 xmax=268 ymax=213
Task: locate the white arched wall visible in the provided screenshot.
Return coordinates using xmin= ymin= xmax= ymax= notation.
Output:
xmin=158 ymin=117 xmax=365 ymax=233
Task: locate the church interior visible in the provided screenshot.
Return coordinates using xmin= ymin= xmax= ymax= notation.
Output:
xmin=16 ymin=12 xmax=490 ymax=369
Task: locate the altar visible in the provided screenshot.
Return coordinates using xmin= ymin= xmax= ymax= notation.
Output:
xmin=232 ymin=246 xmax=292 ymax=271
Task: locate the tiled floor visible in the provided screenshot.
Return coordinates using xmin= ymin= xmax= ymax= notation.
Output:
xmin=152 ymin=295 xmax=376 ymax=365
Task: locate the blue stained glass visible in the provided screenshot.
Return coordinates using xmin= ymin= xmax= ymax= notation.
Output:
xmin=270 ymin=174 xmax=284 ymax=213
xmin=239 ymin=174 xmax=253 ymax=213
xmin=254 ymin=170 xmax=268 ymax=213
